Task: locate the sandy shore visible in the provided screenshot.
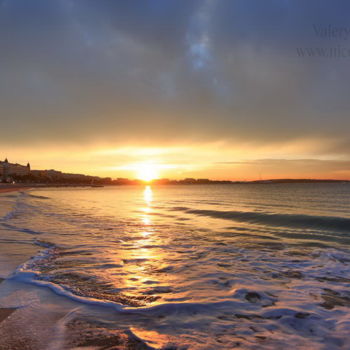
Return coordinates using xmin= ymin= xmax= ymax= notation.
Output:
xmin=0 ymin=279 xmax=15 ymax=324
xmin=0 ymin=308 xmax=15 ymax=323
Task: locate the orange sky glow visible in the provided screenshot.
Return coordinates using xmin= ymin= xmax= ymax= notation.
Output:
xmin=2 ymin=139 xmax=350 ymax=181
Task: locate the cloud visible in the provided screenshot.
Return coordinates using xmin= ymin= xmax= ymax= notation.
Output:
xmin=0 ymin=0 xmax=349 ymax=161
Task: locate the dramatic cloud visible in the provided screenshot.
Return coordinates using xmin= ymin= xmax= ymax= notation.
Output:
xmin=0 ymin=0 xmax=349 ymax=178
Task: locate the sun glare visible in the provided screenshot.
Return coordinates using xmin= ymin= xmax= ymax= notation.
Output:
xmin=136 ymin=163 xmax=159 ymax=182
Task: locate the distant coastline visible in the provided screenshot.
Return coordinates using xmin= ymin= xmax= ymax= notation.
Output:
xmin=1 ymin=158 xmax=349 ymax=186
xmin=0 ymin=178 xmax=349 ymax=189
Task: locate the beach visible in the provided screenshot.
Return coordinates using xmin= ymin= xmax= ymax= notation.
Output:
xmin=2 ymin=0 xmax=350 ymax=348
xmin=0 ymin=184 xmax=349 ymax=349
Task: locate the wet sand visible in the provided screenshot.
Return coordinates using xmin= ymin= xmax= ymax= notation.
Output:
xmin=0 ymin=307 xmax=15 ymax=323
xmin=0 ymin=279 xmax=15 ymax=324
xmin=0 ymin=273 xmax=154 ymax=349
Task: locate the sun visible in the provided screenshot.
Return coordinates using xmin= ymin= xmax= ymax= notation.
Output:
xmin=136 ymin=163 xmax=159 ymax=182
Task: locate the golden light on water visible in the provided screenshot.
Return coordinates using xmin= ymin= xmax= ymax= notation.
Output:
xmin=130 ymin=328 xmax=170 ymax=348
xmin=142 ymin=185 xmax=153 ymax=233
xmin=143 ymin=185 xmax=153 ymax=204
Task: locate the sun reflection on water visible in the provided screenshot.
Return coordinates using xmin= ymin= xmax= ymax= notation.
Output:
xmin=115 ymin=185 xmax=162 ymax=298
xmin=141 ymin=185 xmax=153 ymax=232
xmin=102 ymin=185 xmax=177 ymax=305
xmin=143 ymin=185 xmax=153 ymax=205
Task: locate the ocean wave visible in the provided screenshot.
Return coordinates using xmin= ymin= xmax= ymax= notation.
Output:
xmin=173 ymin=207 xmax=350 ymax=233
xmin=2 ymin=186 xmax=350 ymax=349
xmin=27 ymin=193 xmax=50 ymax=200
xmin=0 ymin=194 xmax=18 ymax=198
xmin=6 ymin=237 xmax=350 ymax=350
xmin=1 ymin=209 xmax=19 ymax=221
xmin=0 ymin=193 xmax=39 ymax=222
xmin=1 ymin=222 xmax=45 ymax=235
xmin=9 ymin=265 xmax=253 ymax=317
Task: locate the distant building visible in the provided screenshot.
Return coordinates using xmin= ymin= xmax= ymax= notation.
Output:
xmin=0 ymin=157 xmax=110 ymax=184
xmin=0 ymin=158 xmax=30 ymax=180
xmin=31 ymin=169 xmax=63 ymax=180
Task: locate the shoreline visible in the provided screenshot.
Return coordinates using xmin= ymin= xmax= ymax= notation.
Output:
xmin=0 ymin=181 xmax=348 ymax=193
xmin=0 ymin=186 xmax=31 ymax=194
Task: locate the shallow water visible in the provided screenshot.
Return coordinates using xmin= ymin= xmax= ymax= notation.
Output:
xmin=0 ymin=184 xmax=350 ymax=349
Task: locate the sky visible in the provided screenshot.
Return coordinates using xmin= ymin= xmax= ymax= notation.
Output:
xmin=1 ymin=0 xmax=350 ymax=180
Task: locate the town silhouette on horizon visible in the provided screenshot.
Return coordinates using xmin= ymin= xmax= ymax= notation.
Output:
xmin=0 ymin=157 xmax=348 ymax=186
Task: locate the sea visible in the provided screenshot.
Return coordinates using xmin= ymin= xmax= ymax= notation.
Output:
xmin=0 ymin=184 xmax=350 ymax=349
